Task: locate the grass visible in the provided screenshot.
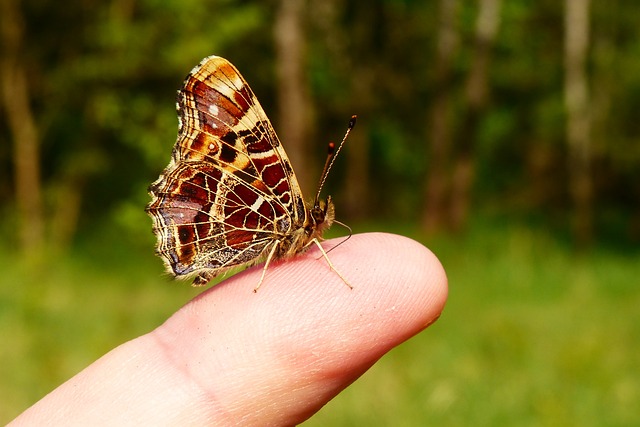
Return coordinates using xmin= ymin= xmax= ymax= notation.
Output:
xmin=1 ymin=220 xmax=639 ymax=425
xmin=0 ymin=229 xmax=200 ymax=421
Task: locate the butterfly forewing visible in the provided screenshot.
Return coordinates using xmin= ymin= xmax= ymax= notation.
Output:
xmin=147 ymin=56 xmax=309 ymax=284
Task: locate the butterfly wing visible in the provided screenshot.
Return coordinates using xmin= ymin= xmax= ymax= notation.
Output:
xmin=147 ymin=56 xmax=307 ymax=284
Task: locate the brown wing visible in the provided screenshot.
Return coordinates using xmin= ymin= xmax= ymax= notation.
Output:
xmin=147 ymin=56 xmax=306 ymax=283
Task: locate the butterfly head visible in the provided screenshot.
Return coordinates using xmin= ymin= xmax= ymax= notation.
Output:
xmin=307 ymin=195 xmax=335 ymax=239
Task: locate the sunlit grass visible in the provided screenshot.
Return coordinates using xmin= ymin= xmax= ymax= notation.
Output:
xmin=1 ymin=220 xmax=639 ymax=425
xmin=0 ymin=230 xmax=199 ymax=420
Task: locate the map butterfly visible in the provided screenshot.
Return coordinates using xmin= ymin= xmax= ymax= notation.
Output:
xmin=146 ymin=55 xmax=355 ymax=291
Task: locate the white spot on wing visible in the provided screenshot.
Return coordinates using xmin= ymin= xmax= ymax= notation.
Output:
xmin=208 ymin=104 xmax=219 ymax=116
xmin=250 ymin=195 xmax=265 ymax=213
xmin=250 ymin=149 xmax=276 ymax=159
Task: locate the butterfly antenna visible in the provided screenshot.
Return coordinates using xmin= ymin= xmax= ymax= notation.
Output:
xmin=314 ymin=115 xmax=357 ymax=206
xmin=324 ymin=219 xmax=353 ymax=255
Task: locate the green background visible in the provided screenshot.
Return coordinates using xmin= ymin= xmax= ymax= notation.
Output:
xmin=1 ymin=0 xmax=638 ymax=425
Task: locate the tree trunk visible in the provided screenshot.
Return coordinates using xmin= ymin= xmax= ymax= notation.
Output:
xmin=449 ymin=0 xmax=501 ymax=232
xmin=274 ymin=0 xmax=312 ymax=192
xmin=564 ymin=0 xmax=592 ymax=245
xmin=1 ymin=0 xmax=44 ymax=255
xmin=422 ymin=0 xmax=459 ymax=234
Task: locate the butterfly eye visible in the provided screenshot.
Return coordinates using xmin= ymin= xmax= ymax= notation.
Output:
xmin=310 ymin=202 xmax=327 ymax=224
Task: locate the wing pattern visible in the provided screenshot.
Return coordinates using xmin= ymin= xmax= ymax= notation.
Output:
xmin=147 ymin=56 xmax=309 ymax=284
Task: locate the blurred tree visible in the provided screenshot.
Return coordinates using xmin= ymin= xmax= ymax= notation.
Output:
xmin=0 ymin=0 xmax=638 ymax=249
xmin=1 ymin=0 xmax=44 ymax=255
xmin=312 ymin=0 xmax=378 ymax=219
xmin=450 ymin=0 xmax=502 ymax=232
xmin=275 ymin=0 xmax=312 ymax=191
xmin=564 ymin=0 xmax=592 ymax=244
xmin=0 ymin=0 xmax=265 ymax=249
xmin=422 ymin=0 xmax=501 ymax=234
xmin=339 ymin=1 xmax=375 ymax=220
xmin=589 ymin=0 xmax=640 ymax=241
xmin=422 ymin=0 xmax=459 ymax=233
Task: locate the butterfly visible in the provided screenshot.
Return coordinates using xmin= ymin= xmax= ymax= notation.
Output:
xmin=146 ymin=55 xmax=355 ymax=291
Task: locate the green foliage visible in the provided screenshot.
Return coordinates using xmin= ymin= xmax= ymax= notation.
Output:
xmin=2 ymin=0 xmax=640 ymax=243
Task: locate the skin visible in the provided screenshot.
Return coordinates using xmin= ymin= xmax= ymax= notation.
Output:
xmin=10 ymin=232 xmax=448 ymax=426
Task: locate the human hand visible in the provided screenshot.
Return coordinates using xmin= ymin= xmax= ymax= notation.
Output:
xmin=10 ymin=232 xmax=447 ymax=426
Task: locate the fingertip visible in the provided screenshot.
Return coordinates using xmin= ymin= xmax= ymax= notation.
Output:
xmin=368 ymin=232 xmax=448 ymax=326
xmin=147 ymin=232 xmax=449 ymax=425
xmin=327 ymin=232 xmax=448 ymax=343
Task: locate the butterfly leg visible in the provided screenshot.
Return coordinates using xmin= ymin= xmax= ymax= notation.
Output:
xmin=310 ymin=239 xmax=353 ymax=290
xmin=254 ymin=241 xmax=281 ymax=293
xmin=193 ymin=271 xmax=214 ymax=286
